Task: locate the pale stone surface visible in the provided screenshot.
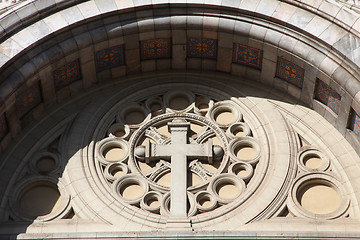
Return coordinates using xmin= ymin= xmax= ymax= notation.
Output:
xmin=1 ymin=71 xmax=358 ymax=237
xmin=0 ymin=0 xmax=359 ymax=238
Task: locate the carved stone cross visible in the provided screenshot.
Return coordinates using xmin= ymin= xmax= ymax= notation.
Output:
xmin=138 ymin=118 xmax=219 ymax=217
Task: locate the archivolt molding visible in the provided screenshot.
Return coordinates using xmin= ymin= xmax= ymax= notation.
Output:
xmin=2 ymin=8 xmax=358 ymax=158
xmin=0 ymin=0 xmax=359 ymax=90
xmin=0 ymin=0 xmax=359 ymax=156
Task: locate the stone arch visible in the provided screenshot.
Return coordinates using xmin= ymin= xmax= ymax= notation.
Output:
xmin=1 ymin=72 xmax=360 ymax=238
xmin=0 ymin=0 xmax=360 ymax=238
xmin=0 ymin=0 xmax=359 ymax=149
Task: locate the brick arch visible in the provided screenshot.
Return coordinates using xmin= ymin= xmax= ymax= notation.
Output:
xmin=0 ymin=0 xmax=360 ymax=153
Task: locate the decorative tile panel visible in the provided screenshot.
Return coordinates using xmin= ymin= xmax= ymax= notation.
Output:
xmin=276 ymin=57 xmax=304 ymax=88
xmin=187 ymin=38 xmax=217 ymax=59
xmin=0 ymin=113 xmax=8 ymax=140
xmin=314 ymin=79 xmax=341 ymax=114
xmin=350 ymin=109 xmax=360 ymax=139
xmin=232 ymin=43 xmax=263 ymax=69
xmin=96 ymin=45 xmax=125 ymax=72
xmin=53 ymin=59 xmax=81 ymax=91
xmin=140 ymin=39 xmax=171 ymax=60
xmin=16 ymin=84 xmax=42 ymax=117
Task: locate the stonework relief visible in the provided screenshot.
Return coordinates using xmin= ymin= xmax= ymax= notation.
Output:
xmin=3 ymin=79 xmax=355 ymax=233
xmin=80 ymin=85 xmax=352 ymax=229
xmin=9 ymin=150 xmax=71 ymax=221
xmin=95 ymin=91 xmax=260 ymax=218
xmin=288 ymin=148 xmax=349 ymax=219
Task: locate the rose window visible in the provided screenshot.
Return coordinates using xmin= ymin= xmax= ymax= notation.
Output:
xmin=94 ymin=90 xmax=263 ymax=217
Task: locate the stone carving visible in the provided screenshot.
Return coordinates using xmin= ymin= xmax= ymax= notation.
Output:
xmin=95 ymin=90 xmax=261 ymax=217
xmin=287 ymin=146 xmax=349 ymax=219
xmin=5 ymin=84 xmax=353 ymax=229
xmin=135 ymin=118 xmax=223 ymax=217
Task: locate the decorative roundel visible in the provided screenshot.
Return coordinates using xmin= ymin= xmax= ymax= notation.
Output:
xmin=226 ymin=122 xmax=251 ymax=139
xmin=160 ymin=192 xmax=171 ymax=216
xmin=117 ymin=103 xmax=150 ymax=126
xmin=10 ymin=176 xmax=70 ymax=221
xmin=298 ymin=148 xmax=330 ymax=172
xmin=207 ymin=101 xmax=242 ymax=127
xmin=140 ymin=191 xmax=163 ymax=213
xmin=104 ymin=163 xmax=129 ymax=182
xmin=209 ymin=173 xmax=246 ymax=205
xmin=96 ymin=138 xmax=129 ymax=164
xmin=288 ymin=173 xmax=349 ymax=219
xmin=163 ymin=91 xmax=195 ymax=112
xmin=228 ymin=137 xmax=261 ymax=165
xmin=112 ymin=174 xmax=149 ymax=205
xmin=145 ymin=97 xmax=165 ymax=116
xmin=194 ymin=96 xmax=212 ymax=115
xmin=195 ymin=191 xmax=217 ymax=213
xmin=29 ymin=151 xmax=61 ymax=174
xmin=108 ymin=123 xmax=131 ymax=139
xmin=158 ymin=191 xmax=197 ymax=217
xmin=228 ymin=162 xmax=254 ymax=182
xmin=92 ymin=89 xmax=265 ymax=218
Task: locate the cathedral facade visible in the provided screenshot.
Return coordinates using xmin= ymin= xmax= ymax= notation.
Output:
xmin=0 ymin=0 xmax=360 ymax=239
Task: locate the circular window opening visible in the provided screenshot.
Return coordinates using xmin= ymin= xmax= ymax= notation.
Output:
xmin=36 ymin=157 xmax=55 ymax=172
xmin=297 ymin=182 xmax=340 ymax=215
xmin=19 ymin=183 xmax=61 ymax=217
xmin=169 ymin=95 xmax=190 ymax=110
xmin=303 ymin=154 xmax=323 ymax=169
xmin=103 ymin=146 xmax=125 ymax=162
xmin=125 ymin=110 xmax=145 ymax=125
xmin=215 ymin=182 xmax=239 ymax=200
xmin=235 ymin=145 xmax=256 ymax=161
xmin=215 ymin=110 xmax=234 ymax=125
xmin=120 ymin=182 xmax=144 ymax=200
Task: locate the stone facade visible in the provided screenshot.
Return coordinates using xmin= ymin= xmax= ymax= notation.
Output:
xmin=0 ymin=0 xmax=360 ymax=239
